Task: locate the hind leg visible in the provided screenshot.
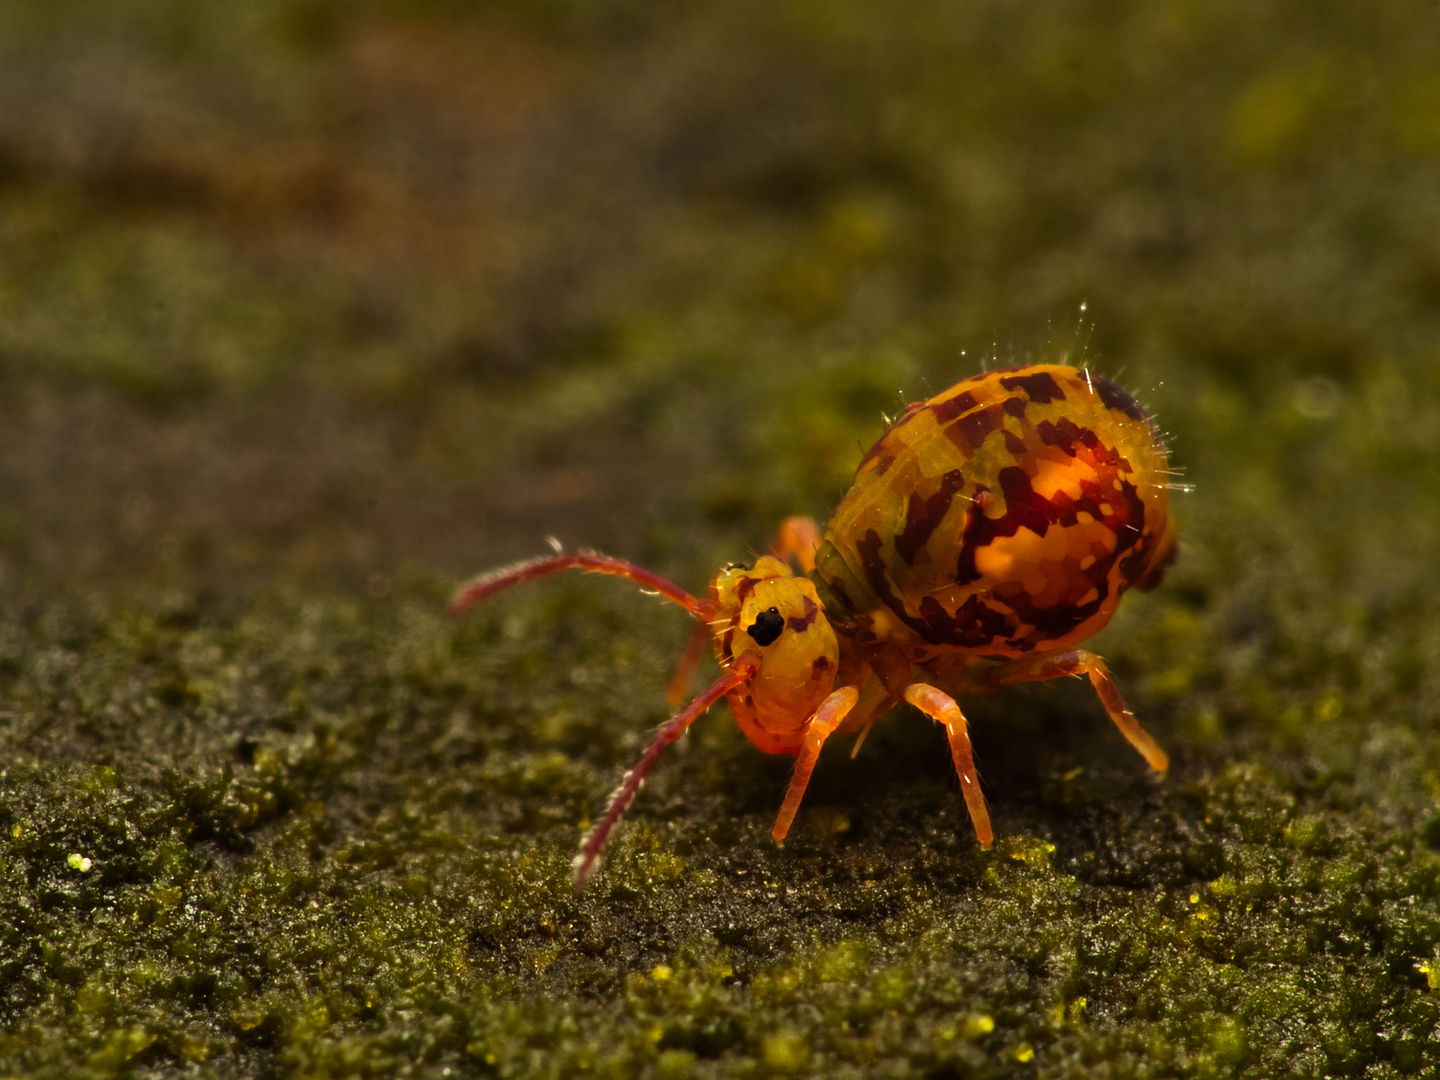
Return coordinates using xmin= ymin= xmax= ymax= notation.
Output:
xmin=984 ymin=649 xmax=1168 ymax=773
xmin=771 ymin=686 xmax=861 ymax=844
xmin=769 ymin=516 xmax=822 ymax=572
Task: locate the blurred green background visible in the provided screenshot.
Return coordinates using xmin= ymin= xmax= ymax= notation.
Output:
xmin=2 ymin=1 xmax=1440 ymax=1076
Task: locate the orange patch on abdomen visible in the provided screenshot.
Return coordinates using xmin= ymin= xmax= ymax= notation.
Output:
xmin=1028 ymin=454 xmax=1099 ymax=502
xmin=973 ymin=519 xmax=1118 ymax=609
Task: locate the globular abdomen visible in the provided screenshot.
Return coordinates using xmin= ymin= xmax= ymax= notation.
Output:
xmin=814 ymin=365 xmax=1176 ymax=660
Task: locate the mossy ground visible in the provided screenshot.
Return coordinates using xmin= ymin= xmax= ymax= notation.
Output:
xmin=3 ymin=1 xmax=1440 ymax=1076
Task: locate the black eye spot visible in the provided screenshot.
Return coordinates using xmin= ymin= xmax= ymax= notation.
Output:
xmin=746 ymin=607 xmax=784 ymax=647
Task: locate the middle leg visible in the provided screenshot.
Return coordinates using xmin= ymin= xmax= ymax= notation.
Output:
xmin=771 ymin=685 xmax=860 ymax=844
xmin=902 ymin=683 xmax=993 ymax=848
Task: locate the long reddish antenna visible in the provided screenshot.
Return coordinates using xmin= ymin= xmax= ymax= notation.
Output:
xmin=573 ymin=657 xmax=758 ymax=889
xmin=449 ymin=551 xmax=714 ymax=619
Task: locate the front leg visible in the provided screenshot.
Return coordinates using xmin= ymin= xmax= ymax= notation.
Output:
xmin=984 ymin=649 xmax=1169 ymax=774
xmin=771 ymin=685 xmax=860 ymax=844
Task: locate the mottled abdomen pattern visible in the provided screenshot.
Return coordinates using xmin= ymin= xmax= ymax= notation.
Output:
xmin=815 ymin=365 xmax=1176 ymax=659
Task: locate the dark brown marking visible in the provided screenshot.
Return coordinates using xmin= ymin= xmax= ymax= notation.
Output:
xmin=1002 ymin=396 xmax=1028 ymax=419
xmin=872 ymin=453 xmax=896 ymax=476
xmin=1000 ymin=371 xmax=1065 ymax=404
xmin=916 ymin=594 xmax=1012 ymax=648
xmin=856 ymin=427 xmax=903 ymax=475
xmin=1000 ymin=590 xmax=1105 ymax=643
xmin=994 ymin=465 xmax=1057 ymax=536
xmin=735 ymin=576 xmax=757 ymax=603
xmin=1002 ymin=430 xmax=1027 ymax=458
xmin=1125 ymin=526 xmax=1176 ymax=590
xmin=857 ymin=526 xmax=1016 ymax=649
xmin=811 ymin=656 xmax=832 ymax=678
xmin=895 ymin=469 xmax=966 ymax=565
xmin=931 ymin=391 xmax=979 ymax=424
xmin=855 ymin=400 xmax=929 ymax=477
xmin=1037 ymin=417 xmax=1126 ymax=468
xmin=786 ymin=595 xmax=819 ymax=633
xmin=857 ymin=529 xmax=901 ymax=614
xmin=1092 ymin=374 xmax=1149 ymax=423
xmin=948 ymin=407 xmax=995 ymax=452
